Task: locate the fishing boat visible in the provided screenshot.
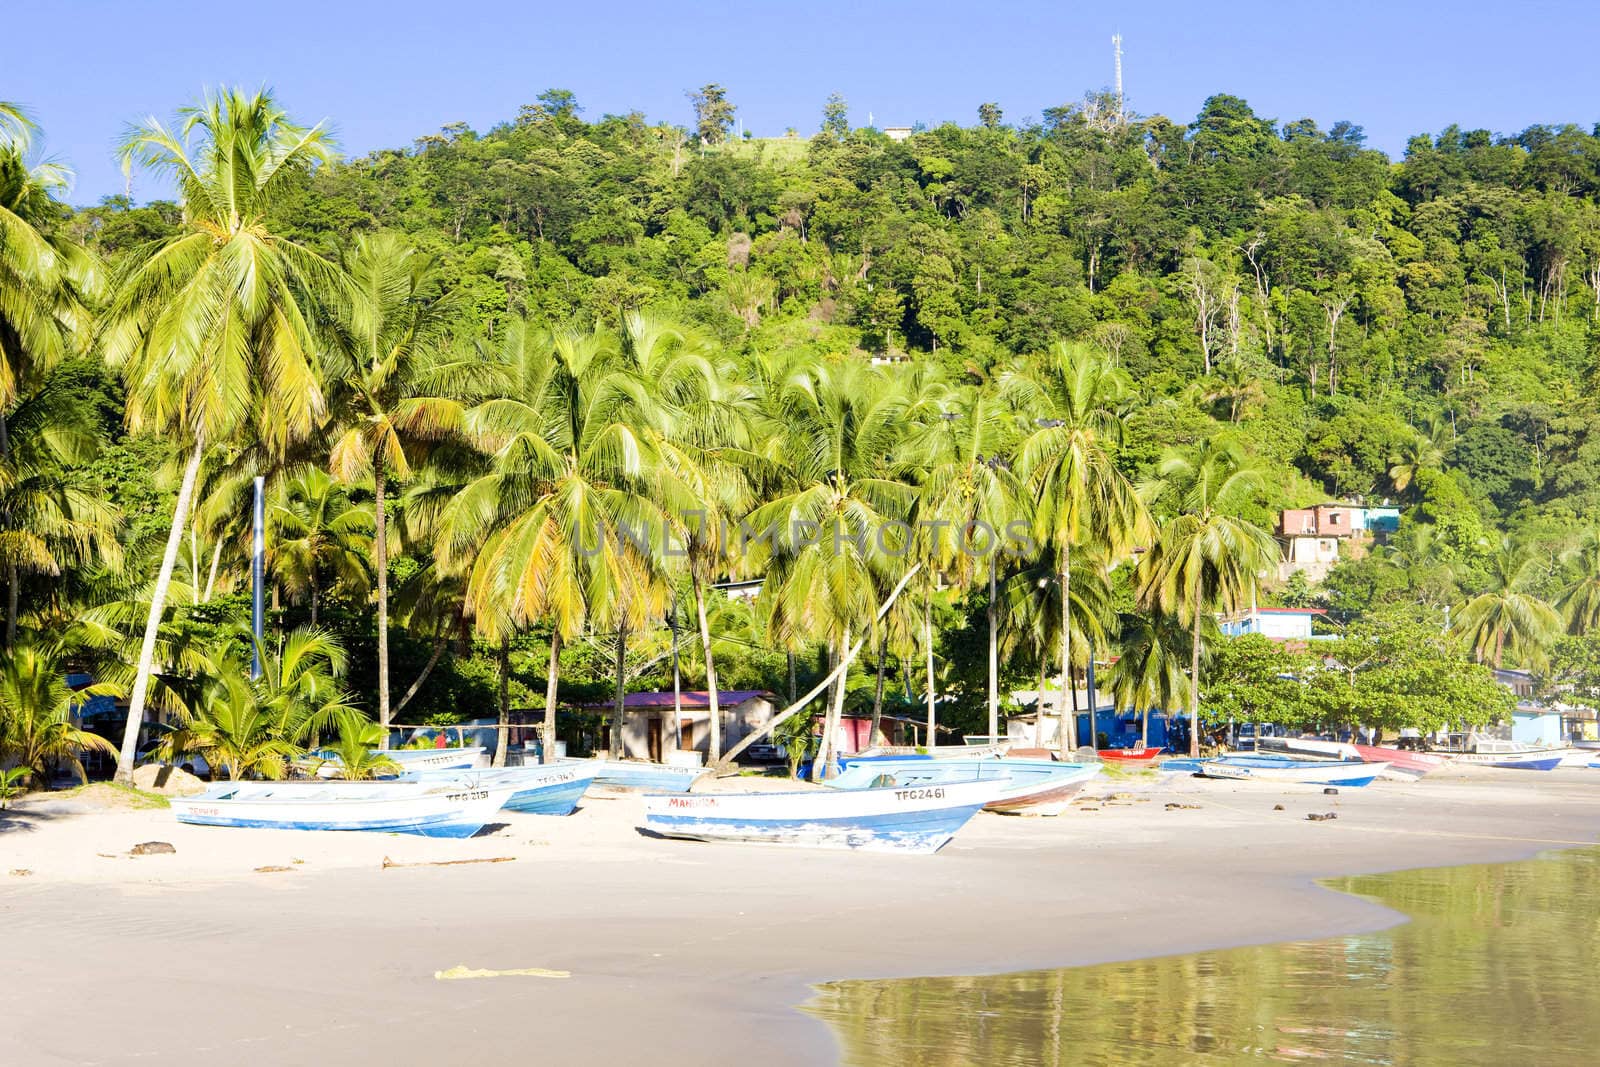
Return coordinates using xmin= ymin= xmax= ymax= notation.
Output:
xmin=169 ymin=781 xmax=515 ymax=837
xmin=1349 ymin=744 xmax=1449 ymax=779
xmin=1447 ymin=740 xmax=1565 ymax=771
xmin=589 ymin=758 xmax=708 ymax=792
xmin=1096 ymin=746 xmax=1162 ymax=763
xmin=642 ymin=778 xmax=1007 ymax=853
xmin=407 ymin=762 xmax=599 ymax=815
xmin=1157 ymin=758 xmax=1207 ymax=774
xmin=311 ymin=745 xmax=489 ymax=779
xmin=1198 ymin=755 xmax=1386 ymax=787
xmin=829 ymin=757 xmax=1099 ymax=817
xmin=1261 ymin=737 xmax=1446 ymax=780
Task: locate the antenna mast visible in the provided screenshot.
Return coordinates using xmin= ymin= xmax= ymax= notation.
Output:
xmin=1112 ymin=34 xmax=1125 ymax=123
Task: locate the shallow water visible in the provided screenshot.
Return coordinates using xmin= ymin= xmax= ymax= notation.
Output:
xmin=807 ymin=848 xmax=1600 ymax=1065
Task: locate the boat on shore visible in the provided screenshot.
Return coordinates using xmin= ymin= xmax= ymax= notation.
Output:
xmin=1261 ymin=737 xmax=1446 ymax=780
xmin=828 ymin=758 xmax=1099 ymax=817
xmin=312 ymin=745 xmax=489 ymax=778
xmin=169 ymin=781 xmax=514 ymax=837
xmin=407 ymin=763 xmax=599 ymax=815
xmin=589 ymin=758 xmax=708 ymax=792
xmin=642 ymin=778 xmax=1007 ymax=853
xmin=1096 ymin=746 xmax=1162 ymax=763
xmin=1198 ymin=755 xmax=1386 ymax=787
xmin=1447 ymin=742 xmax=1566 ymax=771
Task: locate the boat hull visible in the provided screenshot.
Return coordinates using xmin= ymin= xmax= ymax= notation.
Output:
xmin=170 ymin=783 xmax=514 ymax=838
xmin=1348 ymin=743 xmax=1448 ymax=779
xmin=1096 ymin=747 xmax=1162 ymax=763
xmin=589 ymin=759 xmax=708 ymax=792
xmin=830 ymin=758 xmax=1099 ymax=817
xmin=1199 ymin=757 xmax=1385 ymax=787
xmin=1451 ymin=751 xmax=1564 ymax=771
xmin=313 ymin=746 xmax=489 ymax=778
xmin=643 ymin=780 xmax=1003 ymax=853
xmin=408 ymin=764 xmax=599 ymax=815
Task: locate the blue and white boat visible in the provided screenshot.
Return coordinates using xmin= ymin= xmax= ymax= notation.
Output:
xmin=312 ymin=745 xmax=489 ymax=778
xmin=169 ymin=781 xmax=515 ymax=838
xmin=407 ymin=762 xmax=599 ymax=815
xmin=830 ymin=757 xmax=1099 ymax=816
xmin=642 ymin=778 xmax=1008 ymax=854
xmin=1198 ymin=755 xmax=1386 ymax=787
xmin=590 ymin=759 xmax=707 ymax=792
xmin=1447 ymin=740 xmax=1566 ymax=771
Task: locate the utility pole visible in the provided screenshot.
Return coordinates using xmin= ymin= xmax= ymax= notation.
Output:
xmin=1112 ymin=34 xmax=1125 ymax=125
xmin=250 ymin=475 xmax=264 ymax=680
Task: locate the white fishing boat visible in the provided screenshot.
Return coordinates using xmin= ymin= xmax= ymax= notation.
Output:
xmin=1447 ymin=740 xmax=1566 ymax=771
xmin=642 ymin=778 xmax=1009 ymax=853
xmin=407 ymin=763 xmax=599 ymax=815
xmin=588 ymin=758 xmax=708 ymax=792
xmin=1198 ymin=755 xmax=1387 ymax=787
xmin=830 ymin=757 xmax=1099 ymax=816
xmin=312 ymin=745 xmax=489 ymax=779
xmin=169 ymin=780 xmax=515 ymax=837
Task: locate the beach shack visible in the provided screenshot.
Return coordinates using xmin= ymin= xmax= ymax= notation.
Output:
xmin=585 ymin=690 xmax=778 ymax=762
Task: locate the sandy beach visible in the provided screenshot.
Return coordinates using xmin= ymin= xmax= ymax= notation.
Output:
xmin=4 ymin=767 xmax=1599 ymax=1066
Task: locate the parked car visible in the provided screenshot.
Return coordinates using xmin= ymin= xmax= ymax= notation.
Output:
xmin=742 ymin=742 xmax=786 ymax=763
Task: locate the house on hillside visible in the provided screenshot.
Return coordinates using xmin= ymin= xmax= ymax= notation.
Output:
xmin=1218 ymin=606 xmax=1331 ymax=641
xmin=1277 ymin=503 xmax=1402 ymax=582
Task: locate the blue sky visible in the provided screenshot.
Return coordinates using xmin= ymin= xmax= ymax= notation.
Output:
xmin=9 ymin=0 xmax=1600 ymax=205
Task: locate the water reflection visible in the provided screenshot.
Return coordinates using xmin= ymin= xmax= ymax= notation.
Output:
xmin=808 ymin=849 xmax=1600 ymax=1066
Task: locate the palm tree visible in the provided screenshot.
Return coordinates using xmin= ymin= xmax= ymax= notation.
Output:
xmin=623 ymin=313 xmax=750 ymax=762
xmin=1556 ymin=529 xmax=1600 ymax=635
xmin=101 ymin=88 xmax=342 ymax=783
xmin=1387 ymin=430 xmax=1444 ymax=497
xmin=1454 ymin=540 xmax=1562 ymax=667
xmin=1011 ymin=342 xmax=1150 ymax=756
xmin=315 ymin=721 xmax=401 ymax=780
xmin=326 ymin=232 xmax=462 ymax=744
xmin=0 ymin=640 xmax=118 ymax=786
xmin=0 ymin=107 xmax=106 ymax=647
xmin=1138 ymin=437 xmax=1280 ymax=756
xmin=269 ymin=466 xmax=373 ymax=625
xmin=909 ymin=381 xmax=1028 ymax=746
xmin=1003 ymin=556 xmax=1114 ymax=746
xmin=0 ymin=367 xmax=123 ymax=645
xmin=750 ymin=358 xmax=919 ymax=779
xmin=437 ymin=321 xmax=682 ymax=764
xmin=165 ymin=627 xmax=364 ymax=780
xmin=1106 ymin=612 xmax=1191 ymax=749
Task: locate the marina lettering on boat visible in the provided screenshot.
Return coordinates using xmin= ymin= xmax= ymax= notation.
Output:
xmin=894 ymin=788 xmax=946 ymax=801
xmin=445 ymin=791 xmax=490 ymax=802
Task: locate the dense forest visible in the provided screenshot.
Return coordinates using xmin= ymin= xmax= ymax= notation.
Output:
xmin=4 ymin=83 xmax=1600 ymax=788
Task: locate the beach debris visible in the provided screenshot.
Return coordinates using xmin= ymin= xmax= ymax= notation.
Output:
xmin=1273 ymin=804 xmax=1285 ymax=811
xmin=9 ymin=869 xmax=32 ymax=877
xmin=1306 ymin=812 xmax=1338 ymax=822
xmin=1322 ymin=787 xmax=1340 ymax=796
xmin=434 ymin=964 xmax=569 ymax=981
xmin=130 ymin=841 xmax=176 ymax=856
xmin=381 ymin=855 xmax=515 ymax=870
xmin=254 ymin=865 xmax=293 ymax=873
xmin=1077 ymin=806 xmax=1101 ymax=812
xmin=1164 ymin=803 xmax=1201 ymax=810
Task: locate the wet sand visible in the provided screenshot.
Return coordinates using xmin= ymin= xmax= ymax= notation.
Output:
xmin=3 ymin=768 xmax=1599 ymax=1066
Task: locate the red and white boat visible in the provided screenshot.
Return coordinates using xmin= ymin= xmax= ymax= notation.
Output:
xmin=1349 ymin=743 xmax=1449 ymax=779
xmin=1096 ymin=746 xmax=1163 ymax=763
xmin=1262 ymin=737 xmax=1446 ymax=780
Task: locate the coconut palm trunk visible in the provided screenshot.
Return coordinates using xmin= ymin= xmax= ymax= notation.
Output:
xmin=493 ymin=634 xmax=510 ymax=767
xmin=114 ymin=440 xmax=205 ymax=782
xmin=987 ymin=556 xmax=999 ymax=744
xmin=540 ymin=632 xmax=561 ymax=764
xmin=1056 ymin=547 xmax=1074 ymax=758
xmin=924 ymin=595 xmax=937 ymax=750
xmin=1189 ymin=612 xmax=1202 ymax=757
xmin=611 ymin=623 xmax=628 ymax=757
xmin=374 ymin=467 xmax=391 ymax=749
xmin=869 ymin=633 xmax=887 ymax=746
xmin=819 ymin=627 xmax=851 ymax=779
xmin=691 ymin=571 xmax=721 ymax=762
